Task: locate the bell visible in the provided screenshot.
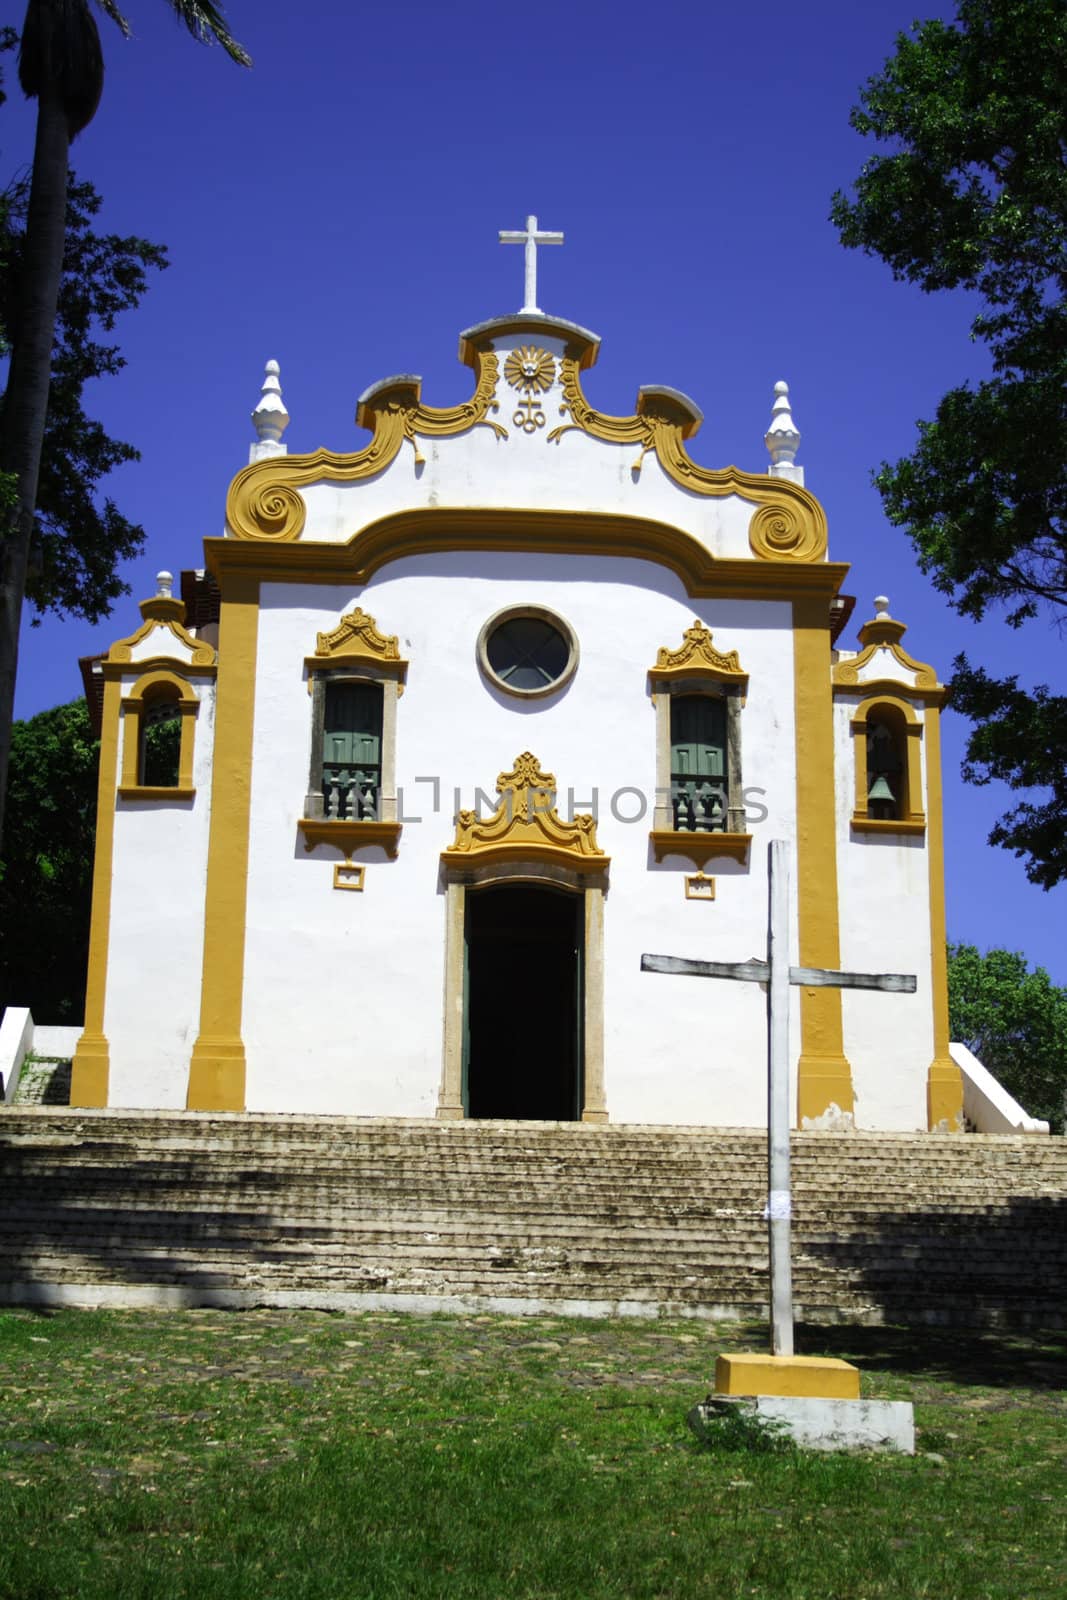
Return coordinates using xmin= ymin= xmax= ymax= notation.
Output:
xmin=867 ymin=775 xmax=895 ymax=804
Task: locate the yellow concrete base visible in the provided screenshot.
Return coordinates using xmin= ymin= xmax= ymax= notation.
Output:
xmin=927 ymin=1056 xmax=964 ymax=1131
xmin=186 ymin=1040 xmax=246 ymax=1111
xmin=714 ymin=1353 xmax=860 ymax=1400
xmin=69 ymin=1036 xmax=109 ymax=1108
xmin=796 ymin=1052 xmax=855 ymax=1125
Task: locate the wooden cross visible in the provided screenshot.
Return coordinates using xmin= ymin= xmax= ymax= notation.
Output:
xmin=499 ymin=213 xmax=564 ymax=314
xmin=641 ymin=840 xmax=916 ymax=1357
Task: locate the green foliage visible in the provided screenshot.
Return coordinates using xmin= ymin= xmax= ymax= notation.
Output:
xmin=141 ymin=705 xmax=181 ymax=786
xmin=0 ymin=697 xmax=97 ymax=1021
xmin=951 ymin=662 xmax=1067 ymax=890
xmin=831 ymin=0 xmax=1067 ymax=885
xmin=948 ymin=941 xmax=1067 ymax=1131
xmin=688 ymin=1401 xmax=795 ymax=1455
xmin=0 ymin=172 xmax=167 ymax=621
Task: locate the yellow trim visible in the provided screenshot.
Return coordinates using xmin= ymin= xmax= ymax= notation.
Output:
xmin=186 ymin=574 xmax=260 ymax=1112
xmin=793 ymin=595 xmax=853 ymax=1124
xmin=118 ymin=668 xmax=200 ymax=792
xmin=848 ymin=692 xmax=925 ymax=831
xmin=714 ymin=1354 xmax=860 ymax=1400
xmin=851 ymin=817 xmax=926 ymax=836
xmin=333 ymin=861 xmax=365 ymax=892
xmin=70 ymin=677 xmax=122 ymax=1107
xmin=833 ymin=674 xmax=944 ymax=707
xmin=106 ymin=603 xmax=216 ymax=669
xmin=832 ymin=609 xmax=939 ymax=692
xmin=648 ymin=619 xmax=748 ymax=691
xmin=226 ymin=353 xmax=507 ymax=540
xmin=311 ymin=606 xmax=405 ymax=667
xmin=298 ymin=819 xmax=402 ymax=859
xmin=547 ymin=356 xmax=828 ymax=561
xmin=650 ymin=832 xmax=751 ymax=867
xmin=117 ymin=786 xmax=196 ymax=801
xmin=441 ymin=753 xmax=608 ymax=874
xmin=685 ymin=874 xmax=716 ymax=901
xmin=204 ymin=511 xmax=850 ymax=603
xmin=100 ymin=656 xmax=216 ymax=682
xmin=923 ymin=703 xmax=962 ymax=1130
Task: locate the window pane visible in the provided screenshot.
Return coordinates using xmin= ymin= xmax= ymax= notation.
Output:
xmin=487 ymin=618 xmax=569 ymax=689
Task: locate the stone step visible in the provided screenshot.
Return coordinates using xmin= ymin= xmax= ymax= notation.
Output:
xmin=1 ymin=1109 xmax=1063 ymax=1326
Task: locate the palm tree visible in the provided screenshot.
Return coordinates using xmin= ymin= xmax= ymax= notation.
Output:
xmin=0 ymin=1 xmax=249 ymax=846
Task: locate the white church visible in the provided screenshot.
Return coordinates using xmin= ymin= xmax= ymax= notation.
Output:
xmin=71 ymin=218 xmax=963 ymax=1134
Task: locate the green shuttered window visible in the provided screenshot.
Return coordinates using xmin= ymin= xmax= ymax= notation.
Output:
xmin=670 ymin=695 xmax=727 ymax=832
xmin=322 ymin=681 xmax=383 ymax=822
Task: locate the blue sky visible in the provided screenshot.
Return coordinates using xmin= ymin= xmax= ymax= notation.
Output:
xmin=3 ymin=1 xmax=1063 ymax=980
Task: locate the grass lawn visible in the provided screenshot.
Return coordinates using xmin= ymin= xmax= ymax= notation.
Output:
xmin=0 ymin=1306 xmax=1064 ymax=1599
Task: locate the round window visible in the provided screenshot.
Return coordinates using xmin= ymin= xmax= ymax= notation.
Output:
xmin=477 ymin=606 xmax=579 ymax=699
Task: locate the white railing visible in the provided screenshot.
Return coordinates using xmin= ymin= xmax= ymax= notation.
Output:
xmin=950 ymin=1042 xmax=1050 ymax=1135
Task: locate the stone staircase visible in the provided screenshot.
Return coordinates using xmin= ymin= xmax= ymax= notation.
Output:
xmin=0 ymin=1109 xmax=1064 ymax=1327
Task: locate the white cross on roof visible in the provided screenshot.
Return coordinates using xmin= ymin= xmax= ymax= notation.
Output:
xmin=498 ymin=214 xmax=564 ymax=314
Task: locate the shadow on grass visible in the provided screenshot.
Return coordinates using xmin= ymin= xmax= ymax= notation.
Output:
xmin=796 ymin=1319 xmax=1067 ymax=1390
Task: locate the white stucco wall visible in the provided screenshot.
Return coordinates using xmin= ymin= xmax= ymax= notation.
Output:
xmin=240 ymin=554 xmax=800 ymax=1125
xmin=104 ymin=679 xmax=216 ymax=1108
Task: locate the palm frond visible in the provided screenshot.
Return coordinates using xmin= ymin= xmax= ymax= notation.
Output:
xmin=165 ymin=1 xmax=251 ymax=66
xmin=93 ymin=2 xmax=131 ymax=39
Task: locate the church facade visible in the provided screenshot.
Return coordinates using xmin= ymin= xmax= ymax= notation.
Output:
xmin=71 ymin=301 xmax=962 ymax=1133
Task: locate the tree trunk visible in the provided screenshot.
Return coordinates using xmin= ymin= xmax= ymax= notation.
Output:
xmin=0 ymin=84 xmax=70 ymax=850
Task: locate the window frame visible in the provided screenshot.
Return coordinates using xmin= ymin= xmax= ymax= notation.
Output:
xmin=117 ymin=668 xmax=200 ymax=800
xmin=849 ymin=693 xmax=926 ymax=835
xmin=477 ymin=604 xmax=579 ymax=700
xmin=297 ymin=607 xmax=408 ymax=860
xmin=646 ymin=621 xmax=751 ymax=867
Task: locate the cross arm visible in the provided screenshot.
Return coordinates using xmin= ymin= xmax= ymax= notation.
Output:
xmin=640 ymin=953 xmax=916 ymax=993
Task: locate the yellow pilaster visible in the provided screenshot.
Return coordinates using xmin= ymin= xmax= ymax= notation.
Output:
xmin=186 ymin=575 xmax=260 ymax=1111
xmin=70 ymin=678 xmax=123 ymax=1107
xmin=792 ymin=595 xmax=853 ymax=1124
xmin=923 ymin=704 xmax=963 ymax=1129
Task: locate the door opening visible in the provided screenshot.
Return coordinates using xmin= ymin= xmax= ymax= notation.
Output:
xmin=464 ymin=884 xmax=583 ymax=1120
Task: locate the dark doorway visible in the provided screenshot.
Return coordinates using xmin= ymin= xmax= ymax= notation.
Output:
xmin=464 ymin=884 xmax=583 ymax=1120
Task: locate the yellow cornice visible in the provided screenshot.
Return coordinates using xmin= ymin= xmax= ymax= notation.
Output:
xmin=441 ymin=752 xmax=608 ymax=874
xmin=648 ymin=620 xmax=748 ymax=690
xmin=101 ymin=655 xmax=217 ymax=682
xmin=649 ymin=831 xmax=752 ymax=868
xmin=203 ymin=511 xmax=850 ymax=603
xmin=105 ymin=617 xmax=216 ymax=669
xmin=832 ymin=675 xmax=946 ymax=707
xmin=226 ymin=351 xmax=507 ymax=541
xmin=297 ymin=819 xmax=403 ymax=859
xmin=305 ymin=606 xmax=408 ymax=684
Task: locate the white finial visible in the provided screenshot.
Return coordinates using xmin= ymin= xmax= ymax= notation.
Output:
xmin=250 ymin=358 xmax=290 ymax=463
xmin=156 ymin=570 xmax=173 ymax=599
xmin=874 ymin=595 xmax=891 ymax=619
xmin=765 ymin=379 xmax=804 ymax=486
xmin=498 ymin=214 xmax=564 ymax=314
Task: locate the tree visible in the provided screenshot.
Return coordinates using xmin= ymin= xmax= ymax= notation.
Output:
xmin=1 ymin=171 xmax=167 ymax=619
xmin=948 ymin=943 xmax=1067 ymax=1133
xmin=831 ymin=0 xmax=1067 ymax=888
xmin=0 ymin=697 xmax=98 ymax=1022
xmin=0 ymin=2 xmax=249 ymax=852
